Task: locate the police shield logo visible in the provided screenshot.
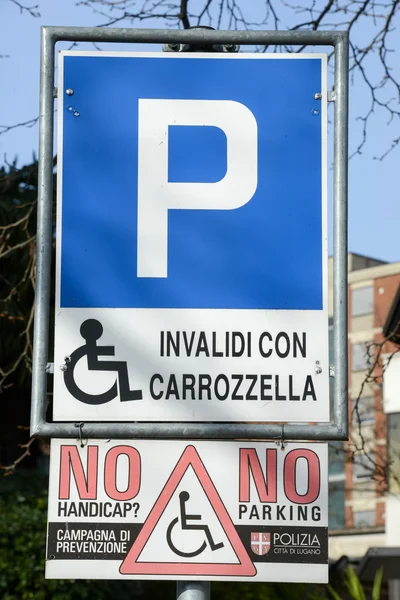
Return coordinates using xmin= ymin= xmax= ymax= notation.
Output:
xmin=250 ymin=532 xmax=270 ymax=556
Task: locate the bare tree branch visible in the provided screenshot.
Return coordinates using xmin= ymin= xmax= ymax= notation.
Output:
xmin=350 ymin=320 xmax=400 ymax=489
xmin=2 ymin=1 xmax=398 ymax=157
xmin=0 ymin=437 xmax=36 ymax=475
xmin=0 ymin=116 xmax=39 ymax=136
xmin=7 ymin=0 xmax=40 ymax=17
xmin=179 ymin=0 xmax=191 ymax=28
xmin=70 ymin=0 xmax=400 ymax=159
xmin=374 ymin=134 xmax=400 ymax=160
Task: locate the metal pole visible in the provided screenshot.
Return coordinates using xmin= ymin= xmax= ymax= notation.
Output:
xmin=41 ymin=26 xmax=346 ymax=45
xmin=177 ymin=581 xmax=210 ymax=600
xmin=171 ymin=26 xmax=224 ymax=600
xmin=389 ymin=580 xmax=400 ymax=600
xmin=333 ymin=32 xmax=349 ymax=440
xmin=30 ymin=26 xmax=55 ymax=434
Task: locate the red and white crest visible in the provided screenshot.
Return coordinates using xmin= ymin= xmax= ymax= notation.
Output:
xmin=250 ymin=532 xmax=270 ymax=556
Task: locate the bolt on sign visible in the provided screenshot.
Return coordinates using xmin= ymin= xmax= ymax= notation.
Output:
xmin=53 ymin=51 xmax=329 ymax=423
xmin=46 ymin=440 xmax=328 ymax=583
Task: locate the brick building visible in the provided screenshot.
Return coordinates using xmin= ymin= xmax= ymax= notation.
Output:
xmin=327 ymin=253 xmax=400 ymax=559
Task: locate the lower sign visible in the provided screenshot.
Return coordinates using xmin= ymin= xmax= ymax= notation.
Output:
xmin=46 ymin=440 xmax=328 ymax=582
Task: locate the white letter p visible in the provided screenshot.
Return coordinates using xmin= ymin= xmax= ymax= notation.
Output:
xmin=137 ymin=99 xmax=257 ymax=278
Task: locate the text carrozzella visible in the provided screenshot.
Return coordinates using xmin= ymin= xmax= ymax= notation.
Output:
xmin=149 ymin=373 xmax=317 ymax=402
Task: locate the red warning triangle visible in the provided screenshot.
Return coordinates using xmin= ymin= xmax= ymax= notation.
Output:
xmin=120 ymin=445 xmax=256 ymax=577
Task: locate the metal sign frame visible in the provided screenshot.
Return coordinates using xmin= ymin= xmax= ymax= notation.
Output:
xmin=30 ymin=26 xmax=349 ymax=442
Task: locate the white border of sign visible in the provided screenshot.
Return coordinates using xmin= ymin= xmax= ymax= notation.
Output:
xmin=53 ymin=52 xmax=329 ymax=424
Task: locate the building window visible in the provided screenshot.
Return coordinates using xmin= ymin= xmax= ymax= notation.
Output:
xmin=353 ymin=510 xmax=375 ymax=528
xmin=328 ymin=480 xmax=345 ymax=530
xmin=352 ymin=286 xmax=373 ymax=317
xmin=352 ymin=342 xmax=371 ymax=371
xmin=329 ymin=442 xmax=345 ymax=476
xmin=353 ymin=452 xmax=375 ymax=482
xmin=353 ymin=397 xmax=374 ymax=424
xmin=328 ymin=442 xmax=345 ymax=530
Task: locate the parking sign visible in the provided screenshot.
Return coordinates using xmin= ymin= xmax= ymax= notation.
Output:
xmin=54 ymin=52 xmax=328 ymax=422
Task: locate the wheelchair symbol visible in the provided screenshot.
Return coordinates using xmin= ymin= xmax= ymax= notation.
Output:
xmin=166 ymin=491 xmax=224 ymax=558
xmin=63 ymin=319 xmax=143 ymax=405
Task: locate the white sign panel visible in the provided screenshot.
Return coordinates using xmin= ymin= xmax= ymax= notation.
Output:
xmin=383 ymin=354 xmax=400 ymax=414
xmin=46 ymin=440 xmax=328 ymax=583
xmin=54 ymin=52 xmax=328 ymax=423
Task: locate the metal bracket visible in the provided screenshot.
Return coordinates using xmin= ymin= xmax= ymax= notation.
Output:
xmin=275 ymin=425 xmax=287 ymax=451
xmin=74 ymin=422 xmax=87 ymax=448
xmin=316 ymin=90 xmax=335 ymax=102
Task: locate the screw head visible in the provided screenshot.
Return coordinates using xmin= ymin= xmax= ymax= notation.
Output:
xmin=312 ymin=108 xmax=320 ymax=116
xmin=314 ymin=92 xmax=322 ymax=100
xmin=60 ymin=364 xmax=68 ymax=372
xmin=66 ymin=88 xmax=74 ymax=96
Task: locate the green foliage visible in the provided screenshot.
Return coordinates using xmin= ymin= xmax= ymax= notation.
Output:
xmin=0 ymin=477 xmax=173 ymax=600
xmin=371 ymin=567 xmax=384 ymax=600
xmin=0 ymin=159 xmax=55 ymax=470
xmin=328 ymin=566 xmax=384 ymax=600
xmin=343 ymin=567 xmax=367 ymax=600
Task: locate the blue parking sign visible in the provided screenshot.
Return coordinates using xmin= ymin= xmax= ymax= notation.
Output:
xmin=54 ymin=52 xmax=329 ymax=425
xmin=60 ymin=53 xmax=325 ymax=310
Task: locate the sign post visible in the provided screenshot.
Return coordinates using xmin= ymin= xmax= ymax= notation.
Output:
xmin=172 ymin=35 xmax=239 ymax=600
xmin=31 ymin=25 xmax=349 ymax=598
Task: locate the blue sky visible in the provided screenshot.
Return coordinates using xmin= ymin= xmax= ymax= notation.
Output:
xmin=0 ymin=0 xmax=399 ymax=262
